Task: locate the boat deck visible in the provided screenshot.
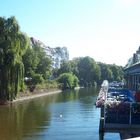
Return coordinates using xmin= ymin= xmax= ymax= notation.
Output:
xmin=97 ymin=80 xmax=140 ymax=140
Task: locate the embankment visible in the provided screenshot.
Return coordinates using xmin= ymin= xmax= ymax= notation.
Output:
xmin=11 ymin=88 xmax=62 ymax=103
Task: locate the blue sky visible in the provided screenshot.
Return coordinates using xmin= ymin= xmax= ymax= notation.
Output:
xmin=1 ymin=0 xmax=140 ymax=66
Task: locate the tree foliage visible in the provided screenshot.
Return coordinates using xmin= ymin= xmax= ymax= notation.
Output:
xmin=34 ymin=45 xmax=52 ymax=80
xmin=22 ymin=47 xmax=39 ymax=77
xmin=76 ymin=57 xmax=101 ymax=86
xmin=57 ymin=73 xmax=79 ymax=90
xmin=55 ymin=57 xmax=101 ymax=87
xmin=54 ymin=56 xmax=124 ymax=87
xmin=98 ymin=62 xmax=124 ymax=82
xmin=23 ymin=44 xmax=52 ymax=86
xmin=0 ymin=16 xmax=29 ymax=101
xmin=0 ymin=16 xmax=124 ymax=102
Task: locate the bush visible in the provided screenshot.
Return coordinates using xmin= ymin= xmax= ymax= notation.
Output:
xmin=31 ymin=73 xmax=44 ymax=85
xmin=57 ymin=73 xmax=79 ymax=90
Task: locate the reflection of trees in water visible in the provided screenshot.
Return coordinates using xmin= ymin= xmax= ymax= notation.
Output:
xmin=50 ymin=87 xmax=99 ymax=105
xmin=0 ymin=98 xmax=51 ymax=140
xmin=54 ymin=89 xmax=80 ymax=103
xmin=78 ymin=87 xmax=99 ymax=119
xmin=0 ymin=87 xmax=100 ymax=140
xmin=78 ymin=87 xmax=98 ymax=107
xmin=54 ymin=87 xmax=99 ymax=118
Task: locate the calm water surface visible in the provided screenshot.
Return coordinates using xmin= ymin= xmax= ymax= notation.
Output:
xmin=0 ymin=88 xmax=120 ymax=140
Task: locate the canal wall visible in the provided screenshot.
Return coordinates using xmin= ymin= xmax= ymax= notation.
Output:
xmin=10 ymin=86 xmax=83 ymax=103
xmin=11 ymin=89 xmax=62 ymax=103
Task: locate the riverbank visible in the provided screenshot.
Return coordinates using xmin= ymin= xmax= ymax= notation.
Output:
xmin=6 ymin=86 xmax=84 ymax=104
xmin=11 ymin=88 xmax=62 ymax=103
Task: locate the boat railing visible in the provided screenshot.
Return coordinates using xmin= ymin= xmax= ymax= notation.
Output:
xmin=104 ymin=101 xmax=140 ymax=125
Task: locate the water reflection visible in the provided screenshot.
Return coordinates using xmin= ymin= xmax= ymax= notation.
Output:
xmin=57 ymin=89 xmax=79 ymax=102
xmin=0 ymin=87 xmax=120 ymax=140
xmin=0 ymin=98 xmax=51 ymax=140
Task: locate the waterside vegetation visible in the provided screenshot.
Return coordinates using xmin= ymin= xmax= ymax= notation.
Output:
xmin=0 ymin=16 xmax=124 ymax=103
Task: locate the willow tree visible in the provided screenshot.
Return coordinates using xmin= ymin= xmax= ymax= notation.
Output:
xmin=0 ymin=16 xmax=29 ymax=102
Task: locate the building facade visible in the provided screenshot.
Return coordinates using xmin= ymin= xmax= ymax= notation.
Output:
xmin=30 ymin=37 xmax=69 ymax=68
xmin=124 ymin=47 xmax=140 ymax=91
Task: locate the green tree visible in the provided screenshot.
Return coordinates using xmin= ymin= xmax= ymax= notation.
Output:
xmin=110 ymin=64 xmax=124 ymax=81
xmin=98 ymin=63 xmax=113 ymax=82
xmin=56 ymin=57 xmax=124 ymax=87
xmin=33 ymin=45 xmax=52 ymax=80
xmin=76 ymin=57 xmax=100 ymax=87
xmin=106 ymin=67 xmax=113 ymax=81
xmin=98 ymin=62 xmax=124 ymax=82
xmin=22 ymin=47 xmax=39 ymax=77
xmin=0 ymin=16 xmax=29 ymax=101
xmin=57 ymin=60 xmax=78 ymax=76
xmin=31 ymin=73 xmax=44 ymax=85
xmin=23 ymin=44 xmax=52 ymax=86
xmin=57 ymin=73 xmax=79 ymax=90
xmin=94 ymin=64 xmax=101 ymax=84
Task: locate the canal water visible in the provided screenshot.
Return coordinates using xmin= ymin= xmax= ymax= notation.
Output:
xmin=0 ymin=88 xmax=120 ymax=140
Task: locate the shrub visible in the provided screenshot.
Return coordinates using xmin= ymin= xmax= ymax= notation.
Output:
xmin=31 ymin=74 xmax=44 ymax=85
xmin=57 ymin=73 xmax=79 ymax=90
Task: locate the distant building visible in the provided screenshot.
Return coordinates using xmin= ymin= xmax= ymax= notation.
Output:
xmin=124 ymin=46 xmax=140 ymax=91
xmin=30 ymin=37 xmax=69 ymax=68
